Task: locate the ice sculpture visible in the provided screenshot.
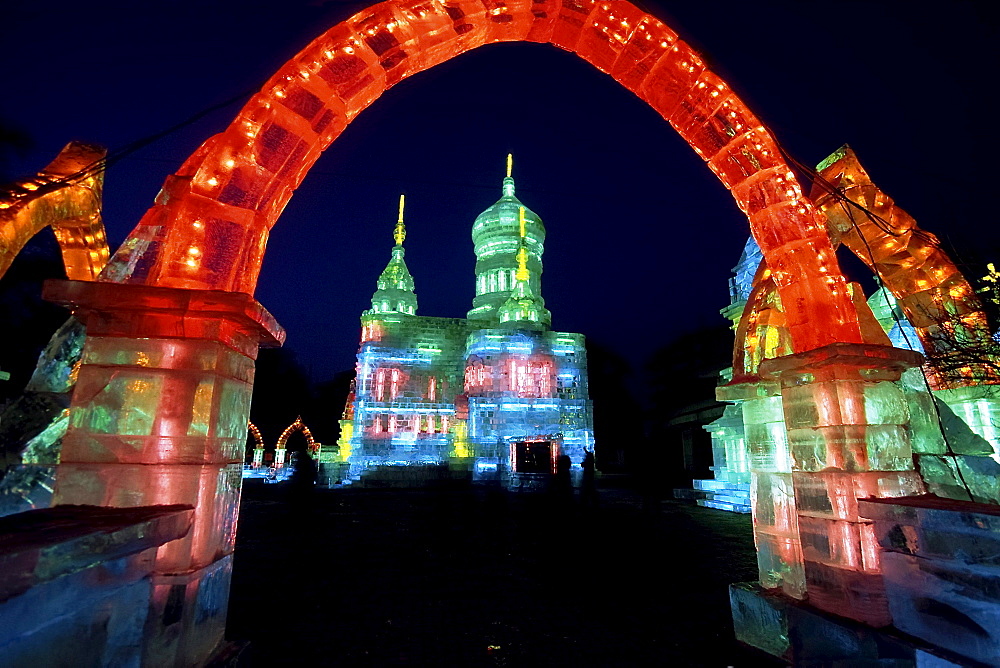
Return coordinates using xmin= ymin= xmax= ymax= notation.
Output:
xmin=692 ymin=402 xmax=751 ymax=513
xmin=13 ymin=1 xmax=989 ymax=661
xmin=96 ymin=0 xmax=864 ymax=355
xmin=0 ymin=142 xmax=109 ymax=281
xmin=867 ymin=288 xmax=925 ymax=354
xmin=811 ymin=147 xmax=991 ymax=389
xmin=338 ymin=161 xmax=594 ymax=488
xmin=276 ymin=416 xmax=319 ymax=460
xmin=719 ymin=146 xmax=999 ymax=631
xmin=247 ymin=421 xmax=266 ymax=468
xmin=42 ymin=279 xmax=284 ymax=664
xmin=0 ymin=318 xmax=86 ymax=516
xmin=243 ymin=416 xmax=318 ymax=476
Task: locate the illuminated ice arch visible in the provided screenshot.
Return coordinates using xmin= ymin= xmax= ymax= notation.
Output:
xmin=731 ymin=147 xmax=993 ymax=389
xmin=0 ymin=142 xmax=110 ymax=281
xmin=248 ymin=421 xmax=266 ymax=467
xmin=101 ymin=0 xmax=868 ymax=353
xmin=275 ymin=416 xmax=320 ymax=467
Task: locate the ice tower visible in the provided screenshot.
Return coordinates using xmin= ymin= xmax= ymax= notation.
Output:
xmin=468 ymin=154 xmax=546 ymax=324
xmin=338 ymin=158 xmax=594 ymax=488
xmin=339 ymin=195 xmax=469 ymax=482
xmin=369 ymin=195 xmax=417 ymax=316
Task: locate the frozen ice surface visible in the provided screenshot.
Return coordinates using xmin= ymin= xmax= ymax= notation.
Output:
xmin=861 ymin=496 xmax=1000 ymax=665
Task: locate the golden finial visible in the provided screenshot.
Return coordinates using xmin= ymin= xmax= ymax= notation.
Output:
xmin=394 ymin=194 xmax=406 ymax=246
xmin=506 ymin=153 xmax=513 ymax=179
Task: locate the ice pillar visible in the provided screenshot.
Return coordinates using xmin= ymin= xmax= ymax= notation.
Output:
xmin=718 ymin=380 xmax=805 ymax=599
xmin=43 ymin=279 xmax=284 ymax=665
xmin=759 ymin=342 xmax=926 ymax=626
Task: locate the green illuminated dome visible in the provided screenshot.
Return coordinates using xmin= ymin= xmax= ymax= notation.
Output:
xmin=367 ymin=196 xmax=417 ymax=316
xmin=467 ymin=160 xmax=546 ymax=323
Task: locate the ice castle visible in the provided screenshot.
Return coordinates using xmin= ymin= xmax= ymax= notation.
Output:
xmin=337 ymin=157 xmax=595 ymax=488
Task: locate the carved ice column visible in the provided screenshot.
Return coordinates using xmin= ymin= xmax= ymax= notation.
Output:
xmin=44 ymin=279 xmax=284 ymax=666
xmin=759 ymin=342 xmax=926 ymax=627
xmin=718 ymin=380 xmax=805 ymax=599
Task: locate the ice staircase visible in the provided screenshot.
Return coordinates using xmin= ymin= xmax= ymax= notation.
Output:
xmin=675 ymin=470 xmax=751 ymax=513
xmin=690 ymin=473 xmax=751 ymax=513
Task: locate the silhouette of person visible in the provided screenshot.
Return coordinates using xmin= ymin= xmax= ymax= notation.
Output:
xmin=551 ymin=453 xmax=572 ymax=503
xmin=581 ymin=450 xmax=598 ymax=508
xmin=288 ymin=445 xmax=317 ymax=507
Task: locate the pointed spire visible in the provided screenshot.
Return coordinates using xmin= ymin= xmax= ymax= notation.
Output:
xmin=368 ymin=196 xmax=417 ymax=315
xmin=502 ymin=154 xmax=515 ymax=197
xmin=394 ymin=194 xmax=406 ymax=246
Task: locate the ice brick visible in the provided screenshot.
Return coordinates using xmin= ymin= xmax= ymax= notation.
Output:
xmin=863 ymin=381 xmax=910 ymax=425
xmin=744 ymin=422 xmax=790 ymax=472
xmin=794 ymin=470 xmax=924 ymax=521
xmin=881 ymin=551 xmax=1000 ymax=665
xmin=916 ymin=454 xmax=1000 ymax=504
xmin=787 ymin=424 xmax=913 ymax=473
xmin=55 ymin=463 xmax=242 ymax=572
xmin=901 ymin=369 xmax=947 ymax=454
xmin=753 ymin=530 xmax=806 ymax=598
xmin=797 ymin=516 xmax=880 ymax=573
xmin=144 ymin=555 xmax=233 ymax=667
xmin=752 ymin=472 xmax=798 ymax=535
xmin=804 ymin=560 xmax=891 ymax=627
xmin=729 ymin=582 xmax=792 ymax=660
xmin=858 ymin=496 xmax=1000 ymax=563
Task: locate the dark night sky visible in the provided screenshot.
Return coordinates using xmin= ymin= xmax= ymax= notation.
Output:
xmin=2 ymin=1 xmax=997 ymax=385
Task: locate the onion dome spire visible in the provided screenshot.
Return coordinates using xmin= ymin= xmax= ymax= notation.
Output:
xmin=497 ymin=206 xmax=551 ymax=330
xmin=467 ymin=156 xmax=547 ymax=322
xmin=503 ymin=153 xmax=515 ymax=197
xmin=368 ymin=195 xmax=417 ymax=315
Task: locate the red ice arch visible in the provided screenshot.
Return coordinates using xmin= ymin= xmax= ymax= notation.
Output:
xmin=103 ymin=0 xmax=865 ymax=353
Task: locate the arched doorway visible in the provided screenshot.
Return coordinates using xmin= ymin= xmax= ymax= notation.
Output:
xmin=276 ymin=415 xmax=320 ymax=468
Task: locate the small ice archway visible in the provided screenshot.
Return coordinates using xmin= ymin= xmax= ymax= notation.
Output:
xmin=277 ymin=416 xmax=319 ymax=457
xmin=102 ymin=0 xmax=866 ymax=353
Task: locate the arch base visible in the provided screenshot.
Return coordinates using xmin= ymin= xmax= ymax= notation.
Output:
xmin=43 ymin=280 xmax=283 ymax=666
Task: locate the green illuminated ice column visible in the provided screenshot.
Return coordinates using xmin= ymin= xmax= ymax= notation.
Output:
xmin=925 ymin=383 xmax=1000 ymax=503
xmin=717 ymin=379 xmax=805 ymax=598
xmin=933 ymin=383 xmax=1000 ymax=453
xmin=468 ymin=155 xmax=545 ymax=324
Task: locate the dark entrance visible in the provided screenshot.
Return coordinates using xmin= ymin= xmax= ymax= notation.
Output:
xmin=513 ymin=441 xmax=554 ymax=474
